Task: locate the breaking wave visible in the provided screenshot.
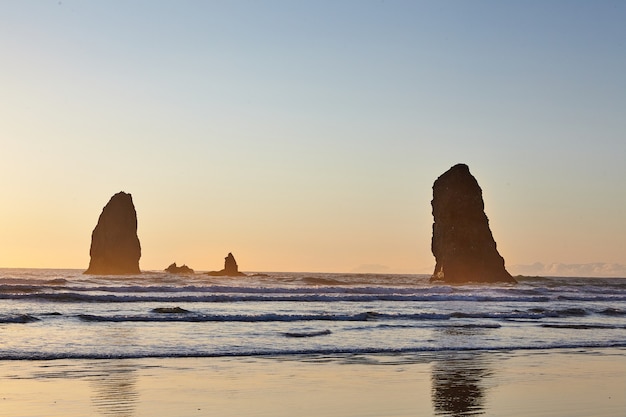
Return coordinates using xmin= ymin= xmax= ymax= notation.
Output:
xmin=1 ymin=270 xmax=625 ymax=360
xmin=2 ymin=307 xmax=620 ymax=324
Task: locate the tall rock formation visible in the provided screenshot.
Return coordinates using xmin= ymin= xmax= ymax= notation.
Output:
xmin=430 ymin=164 xmax=515 ymax=283
xmin=207 ymin=252 xmax=246 ymax=276
xmin=84 ymin=192 xmax=141 ymax=275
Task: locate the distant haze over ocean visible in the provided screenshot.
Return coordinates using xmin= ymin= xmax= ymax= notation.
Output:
xmin=348 ymin=262 xmax=626 ymax=278
xmin=508 ymin=262 xmax=626 ymax=278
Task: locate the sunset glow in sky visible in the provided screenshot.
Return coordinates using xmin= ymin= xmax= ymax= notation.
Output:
xmin=1 ymin=1 xmax=625 ymax=275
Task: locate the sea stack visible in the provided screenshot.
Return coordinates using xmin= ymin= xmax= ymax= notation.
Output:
xmin=84 ymin=192 xmax=141 ymax=275
xmin=430 ymin=164 xmax=515 ymax=283
xmin=207 ymin=252 xmax=246 ymax=276
xmin=165 ymin=263 xmax=194 ymax=274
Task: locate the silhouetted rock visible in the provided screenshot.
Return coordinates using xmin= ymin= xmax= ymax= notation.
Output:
xmin=207 ymin=252 xmax=246 ymax=276
xmin=430 ymin=164 xmax=516 ymax=283
xmin=84 ymin=192 xmax=141 ymax=275
xmin=164 ymin=262 xmax=194 ymax=274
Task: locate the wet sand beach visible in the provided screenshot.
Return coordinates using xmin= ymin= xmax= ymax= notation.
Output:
xmin=2 ymin=348 xmax=624 ymax=417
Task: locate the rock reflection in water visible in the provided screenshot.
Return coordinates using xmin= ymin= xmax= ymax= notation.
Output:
xmin=431 ymin=327 xmax=494 ymax=416
xmin=90 ymin=360 xmax=139 ymax=417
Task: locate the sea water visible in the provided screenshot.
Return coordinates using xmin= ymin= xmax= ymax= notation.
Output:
xmin=1 ymin=269 xmax=625 ymax=360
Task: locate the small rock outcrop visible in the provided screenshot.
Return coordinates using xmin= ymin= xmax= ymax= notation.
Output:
xmin=164 ymin=263 xmax=195 ymax=274
xmin=430 ymin=164 xmax=516 ymax=283
xmin=152 ymin=307 xmax=190 ymax=314
xmin=207 ymin=252 xmax=246 ymax=276
xmin=84 ymin=192 xmax=141 ymax=275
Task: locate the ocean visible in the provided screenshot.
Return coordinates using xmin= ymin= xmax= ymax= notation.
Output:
xmin=1 ymin=268 xmax=625 ymax=360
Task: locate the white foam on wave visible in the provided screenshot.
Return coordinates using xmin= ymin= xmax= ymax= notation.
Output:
xmin=2 ymin=340 xmax=626 ymax=361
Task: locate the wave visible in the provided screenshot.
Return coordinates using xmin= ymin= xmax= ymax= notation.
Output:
xmin=76 ymin=311 xmax=448 ymax=323
xmin=2 ymin=271 xmax=624 ymax=363
xmin=0 ymin=278 xmax=67 ymax=286
xmin=599 ymin=308 xmax=625 ymax=316
xmin=302 ymin=277 xmax=346 ymax=285
xmin=3 ymin=283 xmax=471 ymax=295
xmin=2 ymin=342 xmax=626 ymax=361
xmin=3 ymin=306 xmax=614 ymax=324
xmin=0 ymin=314 xmax=40 ymax=323
xmin=2 ymin=277 xmax=626 ymax=306
xmin=74 ymin=309 xmax=610 ymax=323
xmin=367 ymin=323 xmax=502 ymax=330
xmin=540 ymin=323 xmax=626 ymax=330
xmin=283 ymin=329 xmax=332 ymax=338
xmin=6 ymin=291 xmax=612 ymax=303
xmin=450 ymin=308 xmax=591 ymax=320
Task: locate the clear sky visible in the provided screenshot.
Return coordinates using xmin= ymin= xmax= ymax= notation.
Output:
xmin=1 ymin=1 xmax=625 ymax=275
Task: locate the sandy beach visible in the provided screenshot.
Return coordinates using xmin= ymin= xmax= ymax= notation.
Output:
xmin=2 ymin=348 xmax=624 ymax=417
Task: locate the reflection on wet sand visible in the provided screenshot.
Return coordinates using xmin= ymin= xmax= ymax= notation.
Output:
xmin=431 ymin=327 xmax=494 ymax=416
xmin=89 ymin=327 xmax=139 ymax=417
xmin=90 ymin=360 xmax=139 ymax=417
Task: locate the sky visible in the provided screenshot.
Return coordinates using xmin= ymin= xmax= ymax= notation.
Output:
xmin=1 ymin=1 xmax=625 ymax=275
